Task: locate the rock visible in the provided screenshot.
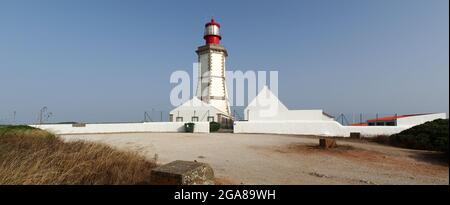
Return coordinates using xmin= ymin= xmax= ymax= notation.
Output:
xmin=150 ymin=160 xmax=215 ymax=185
xmin=359 ymin=179 xmax=376 ymax=185
xmin=309 ymin=172 xmax=329 ymax=178
xmin=319 ymin=138 xmax=337 ymax=149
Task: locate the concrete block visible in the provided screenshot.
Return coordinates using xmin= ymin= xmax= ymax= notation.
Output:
xmin=150 ymin=160 xmax=215 ymax=185
xmin=319 ymin=138 xmax=337 ymax=149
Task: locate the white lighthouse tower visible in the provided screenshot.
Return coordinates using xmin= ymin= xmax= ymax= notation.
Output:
xmin=169 ymin=18 xmax=233 ymax=127
xmin=195 ymin=18 xmax=231 ymax=117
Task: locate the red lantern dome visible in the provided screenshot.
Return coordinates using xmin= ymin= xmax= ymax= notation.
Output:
xmin=203 ymin=18 xmax=222 ymax=45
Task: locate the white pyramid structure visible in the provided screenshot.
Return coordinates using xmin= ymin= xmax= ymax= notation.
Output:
xmin=244 ymin=86 xmax=288 ymax=120
xmin=244 ymin=86 xmax=335 ymax=122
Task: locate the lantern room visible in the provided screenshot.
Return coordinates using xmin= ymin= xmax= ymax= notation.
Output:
xmin=204 ymin=18 xmax=222 ymax=45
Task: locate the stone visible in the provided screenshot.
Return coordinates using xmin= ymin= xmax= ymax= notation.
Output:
xmin=150 ymin=160 xmax=215 ymax=185
xmin=319 ymin=138 xmax=337 ymax=149
xmin=350 ymin=132 xmax=361 ymax=139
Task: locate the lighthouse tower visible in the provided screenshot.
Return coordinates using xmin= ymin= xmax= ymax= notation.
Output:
xmin=195 ymin=18 xmax=231 ymax=117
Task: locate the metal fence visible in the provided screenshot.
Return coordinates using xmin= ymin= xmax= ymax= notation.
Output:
xmin=0 ymin=107 xmax=408 ymax=126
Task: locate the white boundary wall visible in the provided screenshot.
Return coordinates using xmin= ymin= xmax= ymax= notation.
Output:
xmin=233 ymin=121 xmax=409 ymax=137
xmin=235 ymin=113 xmax=446 ymax=137
xmin=30 ymin=122 xmax=210 ymax=135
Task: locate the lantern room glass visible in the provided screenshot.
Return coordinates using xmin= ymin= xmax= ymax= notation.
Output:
xmin=204 ymin=25 xmax=220 ymax=36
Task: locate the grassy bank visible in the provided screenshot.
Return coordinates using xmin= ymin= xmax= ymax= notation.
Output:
xmin=0 ymin=125 xmax=157 ymax=185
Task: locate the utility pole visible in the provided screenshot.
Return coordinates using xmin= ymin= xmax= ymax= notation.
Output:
xmin=151 ymin=108 xmax=155 ymax=122
xmin=39 ymin=107 xmax=44 ymax=124
xmin=395 ymin=113 xmax=398 ymax=126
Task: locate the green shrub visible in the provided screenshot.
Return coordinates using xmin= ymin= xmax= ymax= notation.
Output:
xmin=56 ymin=122 xmax=79 ymax=124
xmin=370 ymin=135 xmax=390 ymax=144
xmin=0 ymin=125 xmax=44 ymax=137
xmin=389 ymin=119 xmax=448 ymax=153
xmin=210 ymin=122 xmax=220 ymax=132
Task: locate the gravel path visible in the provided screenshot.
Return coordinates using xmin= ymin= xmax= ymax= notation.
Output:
xmin=60 ymin=133 xmax=449 ymax=185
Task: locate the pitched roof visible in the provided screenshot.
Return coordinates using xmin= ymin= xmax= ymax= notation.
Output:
xmin=245 ymin=86 xmax=288 ymax=111
xmin=170 ymin=97 xmax=226 ymax=114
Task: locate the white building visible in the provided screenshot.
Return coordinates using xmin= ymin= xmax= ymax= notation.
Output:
xmin=169 ymin=97 xmax=231 ymax=125
xmin=358 ymin=113 xmax=448 ymax=127
xmin=235 ymin=86 xmax=447 ymax=137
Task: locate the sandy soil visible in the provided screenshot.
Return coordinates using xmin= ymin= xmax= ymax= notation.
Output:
xmin=60 ymin=133 xmax=449 ymax=185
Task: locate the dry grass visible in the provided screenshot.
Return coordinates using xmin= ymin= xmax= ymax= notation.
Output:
xmin=0 ymin=125 xmax=157 ymax=185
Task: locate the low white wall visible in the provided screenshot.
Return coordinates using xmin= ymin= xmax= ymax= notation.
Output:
xmin=190 ymin=122 xmax=210 ymax=133
xmin=233 ymin=121 xmax=411 ymax=137
xmin=235 ymin=113 xmax=447 ymax=137
xmin=30 ymin=122 xmax=210 ymax=135
xmin=344 ymin=125 xmax=408 ymax=137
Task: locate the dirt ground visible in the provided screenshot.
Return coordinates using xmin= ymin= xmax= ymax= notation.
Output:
xmin=60 ymin=133 xmax=449 ymax=185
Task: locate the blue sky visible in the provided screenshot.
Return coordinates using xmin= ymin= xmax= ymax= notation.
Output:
xmin=0 ymin=0 xmax=448 ymax=123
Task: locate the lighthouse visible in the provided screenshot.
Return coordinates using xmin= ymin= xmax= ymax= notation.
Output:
xmin=169 ymin=18 xmax=233 ymax=127
xmin=195 ymin=18 xmax=231 ymax=117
